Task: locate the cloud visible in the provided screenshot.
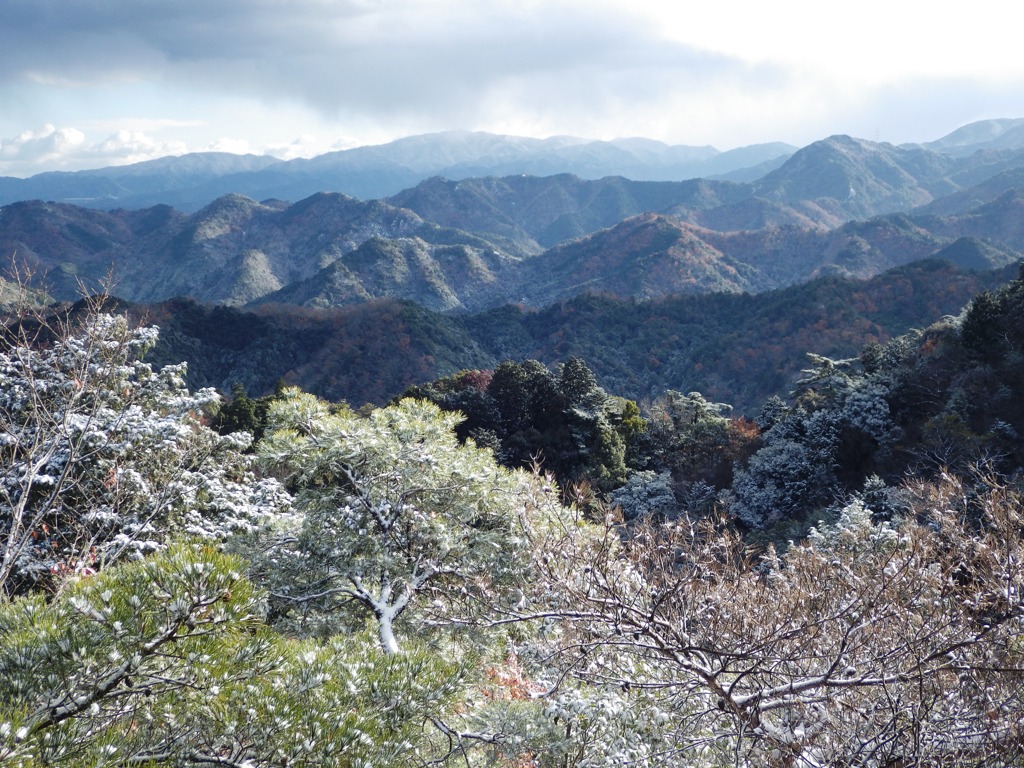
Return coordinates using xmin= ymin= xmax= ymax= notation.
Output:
xmin=0 ymin=0 xmax=755 ymax=139
xmin=0 ymin=125 xmax=88 ymax=168
xmin=0 ymin=125 xmax=189 ymax=176
xmin=0 ymin=123 xmax=337 ymax=177
xmin=0 ymin=0 xmax=1020 ymax=171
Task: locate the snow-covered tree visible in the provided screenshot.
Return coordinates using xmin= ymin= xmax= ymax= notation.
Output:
xmin=527 ymin=471 xmax=1024 ymax=766
xmin=0 ymin=303 xmax=289 ymax=595
xmin=609 ymin=469 xmax=679 ymax=522
xmin=732 ymin=352 xmax=903 ymax=530
xmin=256 ymin=391 xmax=561 ymax=654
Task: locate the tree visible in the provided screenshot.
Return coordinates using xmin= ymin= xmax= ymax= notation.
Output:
xmin=647 ymin=390 xmax=736 ymax=487
xmin=523 ymin=471 xmax=1024 ymax=767
xmin=0 ymin=542 xmax=468 ymax=767
xmin=960 ymin=289 xmax=1007 ymax=359
xmin=0 ymin=302 xmax=289 ymax=595
xmin=730 ymin=412 xmax=840 ymax=529
xmin=400 ymin=369 xmax=499 ymax=445
xmin=609 ymin=469 xmax=679 ymax=522
xmin=255 ymin=391 xmax=560 ymax=654
xmin=212 ymin=381 xmax=279 ymax=443
xmin=731 ymin=351 xmax=902 ymax=530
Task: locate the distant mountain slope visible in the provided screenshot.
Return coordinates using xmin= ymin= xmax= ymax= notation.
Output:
xmin=507 ymin=214 xmax=761 ymax=304
xmin=916 ymin=118 xmax=1024 ymax=155
xmin=392 ymin=135 xmax=1024 ymax=235
xmin=0 ymin=153 xmax=281 ymax=209
xmin=751 ymin=135 xmax=962 ymax=221
xmin=0 ymin=199 xmax=174 ymax=299
xmin=254 ymin=213 xmax=763 ymax=313
xmin=912 ymin=189 xmax=1024 ymax=251
xmin=0 ymin=192 xmax=517 ymax=305
xmin=386 ymin=174 xmax=749 ymax=250
xmin=142 ymin=259 xmax=1018 ymax=413
xmin=255 ymin=236 xmax=520 ymax=313
xmin=913 ymin=167 xmax=1024 ymax=216
xmin=240 ymin=204 xmax=1022 ymax=314
xmin=4 ymin=175 xmax=1024 ymax=310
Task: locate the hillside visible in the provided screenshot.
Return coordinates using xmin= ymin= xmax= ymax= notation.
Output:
xmin=142 ymin=258 xmax=1015 ymax=413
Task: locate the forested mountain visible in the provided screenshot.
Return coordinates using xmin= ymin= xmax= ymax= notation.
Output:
xmin=4 ymin=162 xmax=1024 ymax=310
xmin=140 ymin=258 xmax=1015 ymax=413
xmin=385 ymin=173 xmax=750 ymax=248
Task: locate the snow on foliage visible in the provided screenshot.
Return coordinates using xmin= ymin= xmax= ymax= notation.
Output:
xmin=0 ymin=543 xmax=467 ymax=767
xmin=0 ymin=310 xmax=289 ymax=593
xmin=528 ymin=470 xmax=1024 ymax=766
xmin=253 ymin=391 xmax=562 ymax=654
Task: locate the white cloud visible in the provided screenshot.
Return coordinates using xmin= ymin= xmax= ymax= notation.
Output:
xmin=0 ymin=125 xmax=87 ymax=169
xmin=262 ymin=134 xmax=338 ymax=160
xmin=0 ymin=125 xmax=189 ymax=176
xmin=95 ymin=130 xmax=188 ymax=163
xmin=205 ymin=137 xmax=253 ymax=155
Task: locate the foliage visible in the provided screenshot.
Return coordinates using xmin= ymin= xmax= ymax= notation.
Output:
xmin=730 ymin=346 xmax=908 ymax=530
xmin=609 ymin=470 xmax=680 ymax=522
xmin=0 ymin=542 xmax=468 ymax=767
xmin=0 ymin=302 xmax=289 ymax=595
xmin=404 ymin=357 xmax=638 ymax=494
xmin=846 ymin=265 xmax=1024 ymax=476
xmin=526 ymin=471 xmax=1024 ymax=766
xmin=643 ymin=390 xmax=758 ymax=492
xmin=254 ymin=391 xmax=563 ymax=653
xmin=212 ymin=380 xmax=290 ymax=444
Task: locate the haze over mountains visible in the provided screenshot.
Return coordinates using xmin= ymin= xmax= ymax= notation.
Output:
xmin=2 ymin=119 xmax=1024 ymax=212
xmin=4 ymin=118 xmax=1024 ymax=409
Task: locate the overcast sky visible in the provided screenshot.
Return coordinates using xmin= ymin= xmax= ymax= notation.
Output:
xmin=1 ymin=0 xmax=1022 ymax=176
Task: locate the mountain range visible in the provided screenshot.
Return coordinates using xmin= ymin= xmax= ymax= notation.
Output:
xmin=136 ymin=258 xmax=1015 ymax=414
xmin=4 ymin=118 xmax=1024 ymax=409
xmin=4 ymin=118 xmax=1024 ymax=213
xmin=0 ymin=131 xmax=796 ymax=212
xmin=3 ymin=128 xmax=1024 ymax=310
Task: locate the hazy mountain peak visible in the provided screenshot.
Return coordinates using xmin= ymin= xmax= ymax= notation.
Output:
xmin=922 ymin=118 xmax=1024 ymax=152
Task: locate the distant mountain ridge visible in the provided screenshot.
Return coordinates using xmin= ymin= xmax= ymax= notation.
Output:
xmin=916 ymin=118 xmax=1024 ymax=156
xmin=4 ymin=175 xmax=1021 ymax=313
xmin=138 ymin=259 xmax=1017 ymax=413
xmin=3 ymin=119 xmax=1024 ymax=213
xmin=0 ymin=130 xmax=796 ymax=211
xmin=4 ymin=118 xmax=1024 ymax=316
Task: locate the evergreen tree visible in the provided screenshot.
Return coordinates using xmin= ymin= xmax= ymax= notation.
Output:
xmin=0 ymin=543 xmax=467 ymax=767
xmin=255 ymin=391 xmax=564 ymax=653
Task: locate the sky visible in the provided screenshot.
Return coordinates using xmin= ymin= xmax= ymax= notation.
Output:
xmin=1 ymin=0 xmax=1023 ymax=177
